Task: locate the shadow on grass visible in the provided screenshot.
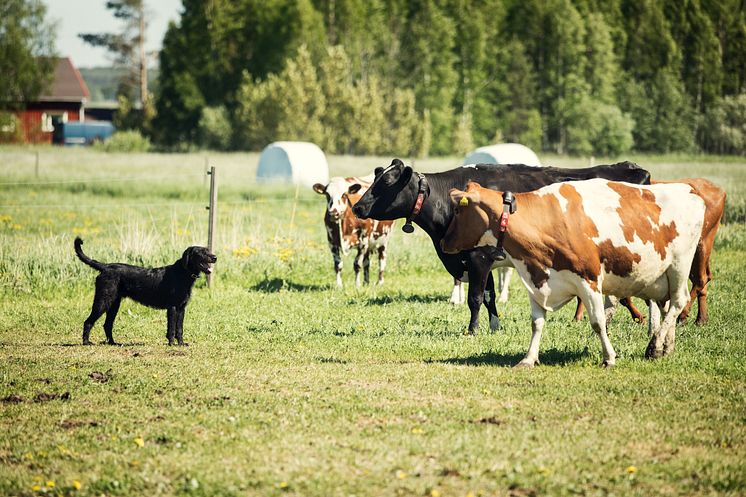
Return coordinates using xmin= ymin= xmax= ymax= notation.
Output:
xmin=360 ymin=293 xmax=446 ymax=305
xmin=250 ymin=277 xmax=328 ymax=293
xmin=432 ymin=348 xmax=586 ymax=367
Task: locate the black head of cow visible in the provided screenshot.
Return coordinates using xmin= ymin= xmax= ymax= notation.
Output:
xmin=352 ymin=158 xmax=415 ymax=220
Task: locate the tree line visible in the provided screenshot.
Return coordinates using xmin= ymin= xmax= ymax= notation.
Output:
xmin=3 ymin=0 xmax=745 ymax=155
xmin=149 ymin=0 xmax=745 ymax=156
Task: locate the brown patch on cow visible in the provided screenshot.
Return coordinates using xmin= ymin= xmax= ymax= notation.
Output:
xmin=597 ymin=239 xmax=641 ymax=277
xmin=607 ymin=183 xmax=678 ymax=260
xmin=503 ymin=185 xmax=603 ymax=290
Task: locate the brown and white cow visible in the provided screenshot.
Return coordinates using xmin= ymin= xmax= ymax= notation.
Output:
xmin=313 ymin=176 xmax=394 ymax=287
xmin=442 ymin=179 xmax=706 ymax=367
xmin=573 ymin=178 xmax=726 ymax=326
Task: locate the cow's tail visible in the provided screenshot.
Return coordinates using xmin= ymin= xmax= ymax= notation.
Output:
xmin=74 ymin=237 xmax=105 ymax=272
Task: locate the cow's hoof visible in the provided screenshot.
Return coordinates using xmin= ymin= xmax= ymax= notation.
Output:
xmin=601 ymin=360 xmax=615 ymax=368
xmin=694 ymin=317 xmax=708 ymax=326
xmin=107 ymin=341 xmax=119 ymax=346
xmin=82 ymin=340 xmax=93 ymax=346
xmin=514 ymin=360 xmax=535 ymax=369
xmin=489 ymin=315 xmax=501 ymax=332
xmin=645 ymin=345 xmax=662 ymax=359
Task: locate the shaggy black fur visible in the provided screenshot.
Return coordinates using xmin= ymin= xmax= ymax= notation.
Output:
xmin=74 ymin=237 xmax=216 ymax=346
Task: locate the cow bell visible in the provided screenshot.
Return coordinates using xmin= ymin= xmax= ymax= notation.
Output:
xmin=402 ymin=221 xmax=415 ymax=233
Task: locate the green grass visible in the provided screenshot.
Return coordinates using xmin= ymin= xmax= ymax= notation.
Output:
xmin=1 ymin=147 xmax=745 ymax=496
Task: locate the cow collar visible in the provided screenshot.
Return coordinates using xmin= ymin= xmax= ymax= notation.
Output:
xmin=402 ymin=172 xmax=428 ymax=233
xmin=489 ymin=191 xmax=517 ymax=261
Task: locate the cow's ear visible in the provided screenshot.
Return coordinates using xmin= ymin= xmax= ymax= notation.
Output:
xmin=449 ymin=188 xmax=479 ymax=206
xmin=312 ymin=183 xmax=326 ymax=194
xmin=400 ymin=165 xmax=413 ymax=184
xmin=348 ymin=183 xmax=362 ymax=194
xmin=374 ymin=167 xmax=384 ymax=177
xmin=390 ymin=158 xmax=404 ymax=168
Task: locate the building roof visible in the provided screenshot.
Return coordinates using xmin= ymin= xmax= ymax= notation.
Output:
xmin=38 ymin=57 xmax=90 ymax=103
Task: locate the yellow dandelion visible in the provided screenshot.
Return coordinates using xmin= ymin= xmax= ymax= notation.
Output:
xmin=71 ymin=480 xmax=82 ymax=490
xmin=396 ymin=470 xmax=407 ymax=480
xmin=466 ymin=492 xmax=476 ymax=497
xmin=134 ymin=437 xmax=145 ymax=448
xmin=626 ymin=465 xmax=637 ymax=474
xmin=23 ymin=452 xmax=34 ymax=460
xmin=31 ymin=485 xmax=41 ymax=492
xmin=279 ymin=481 xmax=289 ymax=489
xmin=411 ymin=427 xmax=423 ymax=434
xmin=431 ymin=489 xmax=442 ymax=497
xmin=46 ymin=480 xmax=55 ymax=488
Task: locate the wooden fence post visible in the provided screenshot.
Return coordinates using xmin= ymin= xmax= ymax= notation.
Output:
xmin=206 ymin=166 xmax=218 ymax=287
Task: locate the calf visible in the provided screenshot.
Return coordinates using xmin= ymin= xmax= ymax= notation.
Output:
xmin=314 ymin=176 xmax=394 ymax=287
xmin=442 ymin=179 xmax=705 ymax=367
xmin=574 ymin=178 xmax=726 ymax=326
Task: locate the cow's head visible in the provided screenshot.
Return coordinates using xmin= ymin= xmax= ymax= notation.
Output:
xmin=352 ymin=158 xmax=415 ymax=220
xmin=441 ymin=184 xmax=491 ymax=254
xmin=313 ymin=178 xmax=364 ymax=221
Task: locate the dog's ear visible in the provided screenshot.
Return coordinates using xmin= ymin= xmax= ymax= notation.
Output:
xmin=181 ymin=247 xmax=193 ymax=269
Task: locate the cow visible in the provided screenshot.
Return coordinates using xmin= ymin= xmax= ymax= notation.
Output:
xmin=441 ymin=179 xmax=706 ymax=367
xmin=351 ymin=159 xmax=651 ymax=334
xmin=314 ymin=176 xmax=394 ymax=288
xmin=573 ymin=178 xmax=726 ymax=326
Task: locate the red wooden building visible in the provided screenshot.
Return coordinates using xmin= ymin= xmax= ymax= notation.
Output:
xmin=16 ymin=57 xmax=91 ymax=144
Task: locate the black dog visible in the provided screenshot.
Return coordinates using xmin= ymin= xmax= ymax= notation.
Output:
xmin=74 ymin=237 xmax=216 ymax=346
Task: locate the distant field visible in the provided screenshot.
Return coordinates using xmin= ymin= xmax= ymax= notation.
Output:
xmin=1 ymin=147 xmax=745 ymax=496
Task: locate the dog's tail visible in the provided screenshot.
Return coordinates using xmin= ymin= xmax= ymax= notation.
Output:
xmin=74 ymin=237 xmax=105 ymax=272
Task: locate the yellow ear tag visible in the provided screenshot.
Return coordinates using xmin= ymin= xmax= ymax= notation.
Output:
xmin=459 ymin=196 xmax=469 ymax=206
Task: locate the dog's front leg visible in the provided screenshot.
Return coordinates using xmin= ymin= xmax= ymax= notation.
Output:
xmin=167 ymin=307 xmax=176 ymax=345
xmin=175 ymin=305 xmax=187 ymax=346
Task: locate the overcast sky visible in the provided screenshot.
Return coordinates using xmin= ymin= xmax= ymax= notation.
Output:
xmin=45 ymin=0 xmax=183 ymax=68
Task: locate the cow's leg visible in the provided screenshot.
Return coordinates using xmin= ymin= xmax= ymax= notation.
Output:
xmin=484 ymin=272 xmax=500 ymax=331
xmin=573 ymin=298 xmax=585 ymax=321
xmin=331 ymin=247 xmax=343 ymax=288
xmin=680 ymin=244 xmax=710 ymax=325
xmin=620 ymin=297 xmax=646 ymax=324
xmin=497 ymin=267 xmax=512 ymax=303
xmin=647 ymin=299 xmax=661 ymax=339
xmin=353 ymin=248 xmax=364 ymax=288
xmin=663 ymin=276 xmax=690 ymax=356
xmin=466 ymin=252 xmax=493 ymax=334
xmin=603 ymin=295 xmax=619 ymax=323
xmin=377 ymin=245 xmax=386 ymax=285
xmin=516 ymin=298 xmax=546 ymax=368
xmin=449 ymin=278 xmax=462 ymax=305
xmin=584 ymin=291 xmax=617 ymax=367
xmin=363 ymin=249 xmax=371 ymax=285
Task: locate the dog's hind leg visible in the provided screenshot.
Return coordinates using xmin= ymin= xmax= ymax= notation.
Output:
xmin=103 ymin=298 xmax=121 ymax=345
xmin=167 ymin=307 xmax=176 ymax=346
xmin=175 ymin=305 xmax=187 ymax=346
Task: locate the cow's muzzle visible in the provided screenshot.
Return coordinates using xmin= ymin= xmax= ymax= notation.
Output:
xmin=352 ymin=204 xmax=367 ymax=218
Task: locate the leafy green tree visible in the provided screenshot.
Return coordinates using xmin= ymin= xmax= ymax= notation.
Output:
xmin=0 ymin=0 xmax=56 ymax=107
xmin=79 ymin=0 xmax=150 ymax=106
xmin=399 ymin=0 xmax=458 ymax=155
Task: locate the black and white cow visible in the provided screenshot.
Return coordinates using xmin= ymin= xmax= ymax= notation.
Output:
xmin=352 ymin=159 xmax=651 ymax=334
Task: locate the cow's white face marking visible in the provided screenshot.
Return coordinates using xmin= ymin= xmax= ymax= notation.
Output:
xmin=476 ymin=229 xmax=498 ymax=248
xmin=323 ymin=176 xmax=371 ymax=221
xmin=462 ymin=163 xmax=478 ymax=169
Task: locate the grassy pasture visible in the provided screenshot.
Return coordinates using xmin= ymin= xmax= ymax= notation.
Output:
xmin=1 ymin=147 xmax=745 ymax=496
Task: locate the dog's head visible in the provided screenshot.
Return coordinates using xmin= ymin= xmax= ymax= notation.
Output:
xmin=181 ymin=246 xmax=217 ymax=276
